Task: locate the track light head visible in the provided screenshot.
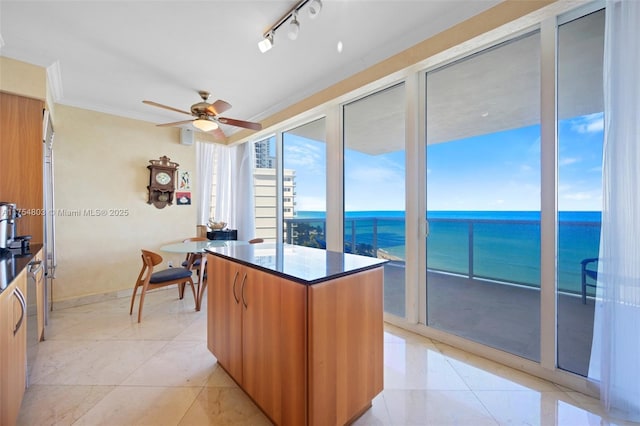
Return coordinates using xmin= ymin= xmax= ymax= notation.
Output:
xmin=308 ymin=0 xmax=322 ymax=19
xmin=258 ymin=31 xmax=274 ymax=53
xmin=288 ymin=12 xmax=300 ymax=40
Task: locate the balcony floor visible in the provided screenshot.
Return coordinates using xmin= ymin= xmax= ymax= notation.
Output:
xmin=384 ymin=262 xmax=595 ymax=376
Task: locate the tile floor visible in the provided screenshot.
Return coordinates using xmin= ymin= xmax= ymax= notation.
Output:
xmin=17 ymin=287 xmax=635 ymax=426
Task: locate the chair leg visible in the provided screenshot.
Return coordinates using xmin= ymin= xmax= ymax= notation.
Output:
xmin=187 ymin=279 xmax=197 ymax=308
xmin=197 ymin=280 xmax=207 ymax=312
xmin=137 ymin=287 xmax=148 ymax=323
xmin=129 ymin=284 xmax=140 ymax=315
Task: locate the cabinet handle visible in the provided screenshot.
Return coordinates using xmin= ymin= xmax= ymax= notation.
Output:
xmin=231 ymin=271 xmax=240 ymax=304
xmin=241 ymin=273 xmax=248 ymax=309
xmin=28 ymin=259 xmax=44 ymax=277
xmin=13 ymin=288 xmax=26 ymax=336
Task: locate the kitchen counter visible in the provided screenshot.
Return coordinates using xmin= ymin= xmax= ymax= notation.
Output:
xmin=0 ymin=244 xmax=43 ymax=293
xmin=204 ymin=241 xmax=387 ymax=284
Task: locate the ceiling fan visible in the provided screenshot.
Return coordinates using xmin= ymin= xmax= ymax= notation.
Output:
xmin=143 ymin=90 xmax=262 ymax=141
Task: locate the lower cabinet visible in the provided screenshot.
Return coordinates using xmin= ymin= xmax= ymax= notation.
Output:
xmin=207 ymin=254 xmax=383 ymax=426
xmin=0 ymin=270 xmax=28 ymax=426
xmin=207 ymin=255 xmax=307 ymax=425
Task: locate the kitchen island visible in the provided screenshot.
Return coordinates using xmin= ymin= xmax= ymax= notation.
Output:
xmin=205 ymin=242 xmax=386 ymax=426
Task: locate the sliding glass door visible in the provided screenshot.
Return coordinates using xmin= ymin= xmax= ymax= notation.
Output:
xmin=425 ymin=32 xmax=542 ymax=361
xmin=343 ymin=83 xmax=406 ymax=317
xmin=556 ymin=9 xmax=604 ymax=376
xmin=282 ymin=118 xmax=327 ymax=248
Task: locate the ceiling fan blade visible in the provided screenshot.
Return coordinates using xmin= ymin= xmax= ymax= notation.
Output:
xmin=217 ymin=117 xmax=262 ymax=131
xmin=210 ymin=127 xmax=227 ymax=141
xmin=207 ymin=100 xmax=232 ymax=116
xmin=143 ymin=100 xmax=192 ymax=116
xmin=156 ymin=120 xmax=194 ymax=127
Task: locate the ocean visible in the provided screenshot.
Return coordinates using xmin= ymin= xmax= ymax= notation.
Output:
xmin=294 ymin=210 xmax=601 ymax=295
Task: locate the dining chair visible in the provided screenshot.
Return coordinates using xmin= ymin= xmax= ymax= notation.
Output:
xmin=249 ymin=238 xmax=264 ymax=244
xmin=181 ymin=237 xmax=208 ymax=271
xmin=182 ymin=237 xmax=208 ymax=311
xmin=129 ymin=249 xmax=196 ymax=323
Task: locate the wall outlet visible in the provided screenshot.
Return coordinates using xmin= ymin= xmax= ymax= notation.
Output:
xmin=168 ymin=261 xmax=173 ymax=268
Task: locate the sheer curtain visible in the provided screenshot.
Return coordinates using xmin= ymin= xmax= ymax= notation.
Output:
xmin=589 ymin=0 xmax=640 ymax=421
xmin=195 ymin=141 xmax=216 ymax=226
xmin=214 ymin=142 xmax=256 ymax=240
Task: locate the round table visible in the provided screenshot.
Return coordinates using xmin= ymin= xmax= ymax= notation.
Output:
xmin=160 ymin=239 xmax=247 ymax=254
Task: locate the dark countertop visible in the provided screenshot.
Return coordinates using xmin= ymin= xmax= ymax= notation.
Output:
xmin=0 ymin=244 xmax=43 ymax=294
xmin=205 ymin=242 xmax=387 ymax=285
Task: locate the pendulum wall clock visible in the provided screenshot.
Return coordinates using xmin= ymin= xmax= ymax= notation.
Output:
xmin=147 ymin=155 xmax=179 ymax=209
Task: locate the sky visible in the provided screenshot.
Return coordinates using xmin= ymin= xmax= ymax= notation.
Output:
xmin=277 ymin=112 xmax=604 ymax=213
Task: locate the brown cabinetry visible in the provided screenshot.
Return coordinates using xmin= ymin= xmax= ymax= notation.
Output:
xmin=0 ymin=270 xmax=28 ymax=426
xmin=207 ymin=255 xmax=307 ymax=425
xmin=0 ymin=91 xmax=44 ymax=243
xmin=206 ymin=253 xmax=383 ymax=426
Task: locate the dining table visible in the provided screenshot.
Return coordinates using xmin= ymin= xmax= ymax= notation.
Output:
xmin=160 ymin=240 xmax=249 ymax=310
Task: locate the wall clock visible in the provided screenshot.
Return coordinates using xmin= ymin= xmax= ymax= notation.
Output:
xmin=147 ymin=155 xmax=179 ymax=209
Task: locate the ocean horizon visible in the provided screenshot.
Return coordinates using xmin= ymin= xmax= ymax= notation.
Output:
xmin=290 ymin=210 xmax=601 ymax=295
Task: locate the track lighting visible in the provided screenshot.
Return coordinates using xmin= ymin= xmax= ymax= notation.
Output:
xmin=258 ymin=0 xmax=322 ymax=53
xmin=288 ymin=12 xmax=300 ymax=40
xmin=258 ymin=31 xmax=274 ymax=53
xmin=308 ymin=0 xmax=322 ymax=19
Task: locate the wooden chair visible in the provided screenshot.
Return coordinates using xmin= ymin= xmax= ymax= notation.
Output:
xmin=182 ymin=237 xmax=208 ymax=311
xmin=181 ymin=237 xmax=208 ymax=271
xmin=249 ymin=238 xmax=264 ymax=244
xmin=129 ymin=249 xmax=196 ymax=323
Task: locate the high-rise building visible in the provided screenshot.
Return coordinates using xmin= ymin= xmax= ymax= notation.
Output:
xmin=253 ymin=139 xmax=296 ymax=241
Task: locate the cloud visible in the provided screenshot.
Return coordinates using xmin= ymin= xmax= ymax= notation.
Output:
xmin=559 ymin=157 xmax=581 ymax=166
xmin=284 ymin=141 xmax=323 ymax=169
xmin=348 ymin=164 xmax=403 ymax=184
xmin=564 ymin=192 xmax=593 ymax=201
xmin=570 ymin=113 xmax=604 ymax=134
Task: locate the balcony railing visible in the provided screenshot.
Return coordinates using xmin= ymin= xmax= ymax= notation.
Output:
xmin=283 ymin=215 xmax=601 ymax=295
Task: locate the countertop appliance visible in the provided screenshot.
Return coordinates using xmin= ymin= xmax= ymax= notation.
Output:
xmin=0 ymin=202 xmax=14 ymax=250
xmin=0 ymin=202 xmax=31 ymax=253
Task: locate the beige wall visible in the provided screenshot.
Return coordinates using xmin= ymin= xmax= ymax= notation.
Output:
xmin=53 ymin=104 xmax=197 ymax=302
xmin=0 ymin=56 xmax=46 ymax=100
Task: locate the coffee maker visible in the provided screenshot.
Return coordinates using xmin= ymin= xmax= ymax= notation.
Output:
xmin=0 ymin=202 xmax=31 ymax=254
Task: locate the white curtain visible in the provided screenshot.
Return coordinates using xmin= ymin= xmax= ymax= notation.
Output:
xmin=589 ymin=0 xmax=640 ymax=421
xmin=195 ymin=141 xmax=216 ymax=226
xmin=214 ymin=142 xmax=256 ymax=240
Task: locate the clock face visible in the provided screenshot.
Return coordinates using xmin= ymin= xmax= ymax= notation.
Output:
xmin=155 ymin=172 xmax=171 ymax=185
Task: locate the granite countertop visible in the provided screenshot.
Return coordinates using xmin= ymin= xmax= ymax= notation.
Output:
xmin=205 ymin=242 xmax=387 ymax=285
xmin=0 ymin=244 xmax=43 ymax=293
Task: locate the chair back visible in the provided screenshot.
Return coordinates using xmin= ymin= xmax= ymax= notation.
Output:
xmin=141 ymin=249 xmax=163 ymax=267
xmin=249 ymin=238 xmax=264 ymax=244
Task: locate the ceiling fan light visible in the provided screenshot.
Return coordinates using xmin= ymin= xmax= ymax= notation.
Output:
xmin=308 ymin=0 xmax=322 ymax=19
xmin=288 ymin=13 xmax=300 ymax=40
xmin=258 ymin=32 xmax=274 ymax=53
xmin=193 ymin=118 xmax=218 ymax=132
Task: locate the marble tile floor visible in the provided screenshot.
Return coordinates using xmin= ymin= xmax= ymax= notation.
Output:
xmin=17 ymin=287 xmax=636 ymax=426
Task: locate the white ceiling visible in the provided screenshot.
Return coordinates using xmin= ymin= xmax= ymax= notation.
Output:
xmin=0 ymin=0 xmax=502 ymax=138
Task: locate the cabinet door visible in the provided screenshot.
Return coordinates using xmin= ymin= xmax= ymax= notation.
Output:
xmin=241 ymin=269 xmax=307 ymax=426
xmin=0 ymin=92 xmax=44 ymax=242
xmin=0 ymin=272 xmax=28 ymax=426
xmin=206 ymin=255 xmax=243 ymax=382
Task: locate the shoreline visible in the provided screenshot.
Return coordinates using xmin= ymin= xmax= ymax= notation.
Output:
xmin=377 ymin=248 xmax=403 ymax=262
